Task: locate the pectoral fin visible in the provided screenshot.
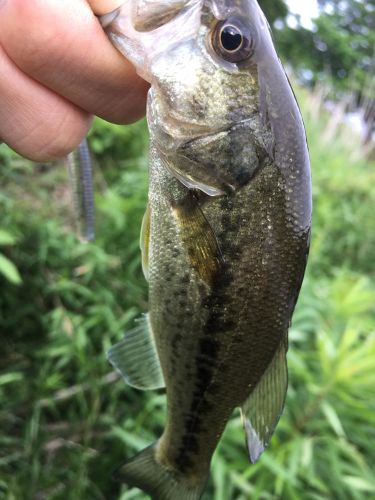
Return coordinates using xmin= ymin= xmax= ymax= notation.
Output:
xmin=241 ymin=341 xmax=288 ymax=463
xmin=107 ymin=314 xmax=165 ymax=390
xmin=171 ymin=193 xmax=224 ymax=286
xmin=140 ymin=204 xmax=151 ymax=281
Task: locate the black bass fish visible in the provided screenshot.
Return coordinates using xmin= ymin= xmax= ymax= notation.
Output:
xmin=101 ymin=0 xmax=312 ymax=498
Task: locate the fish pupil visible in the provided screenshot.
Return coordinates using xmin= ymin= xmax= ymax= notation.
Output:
xmin=220 ymin=25 xmax=243 ymax=52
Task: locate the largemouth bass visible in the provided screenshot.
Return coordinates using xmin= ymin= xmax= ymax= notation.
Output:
xmin=102 ymin=0 xmax=312 ymax=498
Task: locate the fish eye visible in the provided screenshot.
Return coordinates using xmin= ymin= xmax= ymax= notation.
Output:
xmin=220 ymin=25 xmax=243 ymax=52
xmin=212 ymin=18 xmax=255 ymax=64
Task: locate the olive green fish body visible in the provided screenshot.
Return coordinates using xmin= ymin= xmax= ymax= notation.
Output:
xmin=149 ymin=145 xmax=309 ymax=479
xmin=103 ymin=0 xmax=311 ymax=497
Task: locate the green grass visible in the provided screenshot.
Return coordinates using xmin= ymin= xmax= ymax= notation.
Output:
xmin=0 ymin=88 xmax=374 ymax=500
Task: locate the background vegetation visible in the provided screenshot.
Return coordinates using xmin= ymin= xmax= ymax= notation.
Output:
xmin=0 ymin=2 xmax=374 ymax=499
xmin=262 ymin=0 xmax=374 ymax=143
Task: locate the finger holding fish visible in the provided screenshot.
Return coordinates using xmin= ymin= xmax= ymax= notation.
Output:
xmin=0 ymin=0 xmax=148 ymax=161
xmin=0 ymin=42 xmax=91 ymax=161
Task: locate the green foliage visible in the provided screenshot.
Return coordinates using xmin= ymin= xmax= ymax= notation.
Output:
xmin=0 ymin=138 xmax=149 ymax=499
xmin=0 ymin=147 xmax=14 ymax=169
xmin=258 ymin=0 xmax=288 ymax=25
xmin=88 ymin=118 xmax=148 ymax=182
xmin=317 ymin=0 xmax=375 ymax=90
xmin=0 ymin=87 xmax=374 ymax=499
xmin=302 ymin=91 xmax=375 ymax=276
xmin=275 ymin=0 xmax=374 ymax=101
xmin=0 ymin=230 xmax=22 ymax=285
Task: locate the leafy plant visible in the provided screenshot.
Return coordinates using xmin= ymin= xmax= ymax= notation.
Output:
xmin=0 ymin=230 xmax=21 ymax=285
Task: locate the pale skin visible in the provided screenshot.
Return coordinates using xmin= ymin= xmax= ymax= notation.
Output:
xmin=0 ymin=0 xmax=148 ymax=161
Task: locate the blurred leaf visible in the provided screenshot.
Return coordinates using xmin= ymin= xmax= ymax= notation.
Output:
xmin=0 ymin=373 xmax=23 ymax=386
xmin=343 ymin=476 xmax=375 ymax=493
xmin=0 ymin=253 xmax=22 ymax=284
xmin=321 ymin=402 xmax=345 ymax=437
xmin=0 ymin=230 xmax=16 ymax=246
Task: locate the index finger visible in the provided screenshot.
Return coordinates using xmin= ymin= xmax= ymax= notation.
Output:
xmin=0 ymin=0 xmax=148 ymax=124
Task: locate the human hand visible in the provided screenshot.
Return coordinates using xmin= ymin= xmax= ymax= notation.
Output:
xmin=0 ymin=0 xmax=148 ymax=161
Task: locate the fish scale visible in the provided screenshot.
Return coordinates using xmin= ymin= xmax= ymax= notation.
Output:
xmin=102 ymin=0 xmax=311 ymax=498
xmin=148 ymin=148 xmax=307 ymax=477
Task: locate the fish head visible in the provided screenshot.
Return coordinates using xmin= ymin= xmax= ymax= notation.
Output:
xmin=103 ymin=0 xmax=310 ymax=199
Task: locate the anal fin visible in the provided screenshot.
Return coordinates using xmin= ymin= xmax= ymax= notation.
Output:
xmin=107 ymin=314 xmax=165 ymax=390
xmin=241 ymin=341 xmax=288 ymax=463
